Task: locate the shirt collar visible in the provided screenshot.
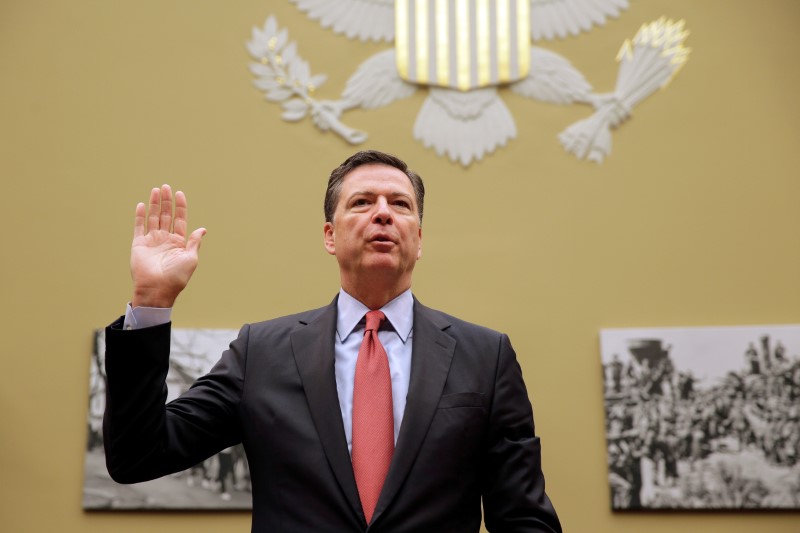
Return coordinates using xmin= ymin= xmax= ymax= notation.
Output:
xmin=336 ymin=288 xmax=414 ymax=344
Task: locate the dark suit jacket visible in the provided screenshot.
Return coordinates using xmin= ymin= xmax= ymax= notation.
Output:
xmin=104 ymin=297 xmax=561 ymax=532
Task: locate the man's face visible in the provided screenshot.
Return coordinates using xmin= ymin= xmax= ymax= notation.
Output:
xmin=324 ymin=163 xmax=422 ymax=290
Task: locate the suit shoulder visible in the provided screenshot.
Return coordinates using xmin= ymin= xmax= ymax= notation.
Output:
xmin=246 ymin=303 xmax=333 ymax=335
xmin=417 ymin=303 xmax=506 ymax=341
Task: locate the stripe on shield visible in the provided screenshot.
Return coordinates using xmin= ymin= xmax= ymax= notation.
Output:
xmin=396 ymin=0 xmax=530 ymax=91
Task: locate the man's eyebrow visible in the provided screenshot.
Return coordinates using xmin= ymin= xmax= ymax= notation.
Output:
xmin=347 ymin=190 xmax=414 ymax=200
xmin=347 ymin=190 xmax=372 ymax=198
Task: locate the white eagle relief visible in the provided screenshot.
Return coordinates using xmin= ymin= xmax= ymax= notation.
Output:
xmin=291 ymin=0 xmax=396 ymax=42
xmin=415 ymin=87 xmax=517 ymax=167
xmin=247 ymin=0 xmax=690 ymax=165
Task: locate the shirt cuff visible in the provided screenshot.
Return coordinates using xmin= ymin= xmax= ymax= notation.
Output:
xmin=123 ymin=303 xmax=172 ymax=330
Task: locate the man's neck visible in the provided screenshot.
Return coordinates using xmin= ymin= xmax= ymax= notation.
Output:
xmin=341 ymin=283 xmax=411 ymax=310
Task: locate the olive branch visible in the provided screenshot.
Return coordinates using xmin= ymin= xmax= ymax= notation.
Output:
xmin=246 ymin=16 xmax=367 ymax=143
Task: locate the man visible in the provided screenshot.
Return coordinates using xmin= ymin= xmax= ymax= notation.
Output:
xmin=104 ymin=150 xmax=561 ymax=532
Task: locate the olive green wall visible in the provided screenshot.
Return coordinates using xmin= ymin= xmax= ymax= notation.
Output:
xmin=2 ymin=1 xmax=799 ymax=531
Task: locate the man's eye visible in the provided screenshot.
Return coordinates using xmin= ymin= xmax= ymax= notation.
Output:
xmin=353 ymin=199 xmax=369 ymax=207
xmin=394 ymin=201 xmax=410 ymax=209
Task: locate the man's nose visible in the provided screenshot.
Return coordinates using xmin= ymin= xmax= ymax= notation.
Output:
xmin=371 ymin=197 xmax=393 ymax=225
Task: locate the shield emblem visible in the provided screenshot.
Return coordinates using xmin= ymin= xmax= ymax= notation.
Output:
xmin=395 ymin=0 xmax=530 ymax=91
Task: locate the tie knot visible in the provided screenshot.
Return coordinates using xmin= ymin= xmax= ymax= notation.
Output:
xmin=364 ymin=310 xmax=386 ymax=333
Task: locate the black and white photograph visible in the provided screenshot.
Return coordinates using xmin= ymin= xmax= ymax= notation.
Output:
xmin=600 ymin=325 xmax=800 ymax=510
xmin=83 ymin=328 xmax=251 ymax=510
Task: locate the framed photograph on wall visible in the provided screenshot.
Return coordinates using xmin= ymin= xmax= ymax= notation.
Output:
xmin=83 ymin=328 xmax=250 ymax=510
xmin=600 ymin=325 xmax=800 ymax=510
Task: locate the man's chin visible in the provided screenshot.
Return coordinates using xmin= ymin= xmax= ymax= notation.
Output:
xmin=362 ymin=258 xmax=399 ymax=271
xmin=356 ymin=254 xmax=415 ymax=277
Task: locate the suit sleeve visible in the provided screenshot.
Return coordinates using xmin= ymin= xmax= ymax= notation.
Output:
xmin=481 ymin=334 xmax=562 ymax=533
xmin=103 ymin=317 xmax=248 ymax=484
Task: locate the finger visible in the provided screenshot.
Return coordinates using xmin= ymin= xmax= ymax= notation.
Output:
xmin=133 ymin=202 xmax=146 ymax=238
xmin=186 ymin=227 xmax=206 ymax=255
xmin=173 ymin=190 xmax=188 ymax=239
xmin=159 ymin=184 xmax=173 ymax=231
xmin=147 ymin=187 xmax=160 ymax=234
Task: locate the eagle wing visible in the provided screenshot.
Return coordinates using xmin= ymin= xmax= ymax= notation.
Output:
xmin=530 ymin=0 xmax=628 ymax=40
xmin=510 ymin=46 xmax=592 ymax=104
xmin=290 ymin=0 xmax=395 ymax=42
xmin=341 ymin=49 xmax=416 ymax=109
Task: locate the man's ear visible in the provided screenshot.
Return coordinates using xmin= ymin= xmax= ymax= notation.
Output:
xmin=323 ymin=222 xmax=336 ymax=255
xmin=416 ymin=227 xmax=422 ymax=260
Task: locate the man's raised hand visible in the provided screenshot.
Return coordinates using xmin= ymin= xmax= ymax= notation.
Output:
xmin=130 ymin=185 xmax=206 ymax=308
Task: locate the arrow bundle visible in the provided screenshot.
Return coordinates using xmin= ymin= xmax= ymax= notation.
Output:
xmin=559 ymin=17 xmax=691 ymax=163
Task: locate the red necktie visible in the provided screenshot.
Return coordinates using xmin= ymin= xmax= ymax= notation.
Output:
xmin=351 ymin=310 xmax=394 ymax=524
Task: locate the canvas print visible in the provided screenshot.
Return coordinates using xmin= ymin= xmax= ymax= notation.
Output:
xmin=83 ymin=327 xmax=251 ymax=510
xmin=600 ymin=325 xmax=800 ymax=510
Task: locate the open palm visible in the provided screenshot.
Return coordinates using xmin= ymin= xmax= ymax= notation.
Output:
xmin=130 ymin=185 xmax=205 ymax=308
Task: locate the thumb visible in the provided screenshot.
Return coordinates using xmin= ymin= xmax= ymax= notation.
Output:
xmin=186 ymin=228 xmax=206 ymax=254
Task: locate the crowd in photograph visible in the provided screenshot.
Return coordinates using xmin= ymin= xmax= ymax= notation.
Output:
xmin=182 ymin=445 xmax=252 ymax=501
xmin=85 ymin=334 xmax=252 ymax=506
xmin=603 ymin=336 xmax=800 ymax=509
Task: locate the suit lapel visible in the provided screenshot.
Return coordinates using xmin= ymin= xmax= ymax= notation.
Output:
xmin=372 ymin=299 xmax=455 ymax=523
xmin=290 ymin=298 xmax=363 ymax=521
